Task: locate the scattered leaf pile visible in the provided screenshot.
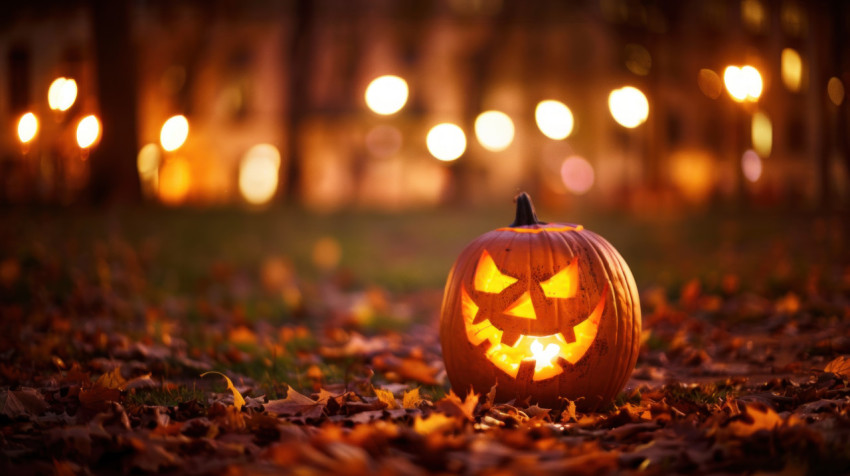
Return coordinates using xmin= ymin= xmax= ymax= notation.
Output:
xmin=1 ymin=209 xmax=850 ymax=474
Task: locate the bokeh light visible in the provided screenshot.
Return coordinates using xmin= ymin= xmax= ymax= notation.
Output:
xmin=697 ymin=69 xmax=722 ymax=99
xmin=724 ymin=65 xmax=763 ymax=102
xmin=741 ymin=149 xmax=763 ymax=183
xmin=828 ymin=77 xmax=845 ymax=106
xmin=76 ymin=115 xmax=100 ymax=149
xmin=751 ymin=111 xmax=772 ymax=158
xmin=364 ymin=75 xmax=409 ymax=115
xmin=160 ymin=115 xmax=189 ymax=152
xmin=365 ymin=125 xmax=402 ymax=158
xmin=608 ymin=86 xmax=649 ymax=128
xmin=158 ymin=157 xmax=191 ymax=205
xmin=535 ymin=100 xmax=574 ymax=140
xmin=781 ymin=48 xmax=802 ymax=92
xmin=137 ymin=143 xmax=162 ymax=179
xmin=312 ymin=236 xmax=342 ymax=271
xmin=426 ymin=123 xmax=466 ymax=161
xmin=47 ymin=77 xmax=77 ymax=112
xmin=670 ymin=149 xmax=716 ymax=203
xmin=474 ymin=110 xmax=514 ymax=151
xmin=239 ymin=144 xmax=281 ymax=205
xmin=560 ymin=156 xmax=595 ymax=195
xmin=624 ymin=44 xmax=651 ymax=76
xmin=17 ymin=112 xmax=38 ymax=144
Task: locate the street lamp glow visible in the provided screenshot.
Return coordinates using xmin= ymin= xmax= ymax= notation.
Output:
xmin=76 ymin=115 xmax=100 ymax=149
xmin=365 ymin=75 xmax=409 ymax=115
xmin=239 ymin=144 xmax=281 ymax=205
xmin=47 ymin=77 xmax=77 ymax=111
xmin=426 ymin=123 xmax=466 ymax=161
xmin=724 ymin=65 xmax=763 ymax=102
xmin=751 ymin=111 xmax=772 ymax=158
xmin=160 ymin=115 xmax=189 ymax=152
xmin=608 ymin=86 xmax=649 ymax=128
xmin=535 ymin=100 xmax=574 ymax=139
xmin=474 ymin=110 xmax=514 ymax=151
xmin=17 ymin=112 xmax=38 ymax=144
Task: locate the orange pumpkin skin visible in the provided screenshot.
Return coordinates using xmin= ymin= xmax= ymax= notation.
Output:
xmin=439 ymin=193 xmax=640 ymax=411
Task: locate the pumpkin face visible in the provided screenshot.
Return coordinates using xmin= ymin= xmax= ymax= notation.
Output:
xmin=440 ymin=193 xmax=640 ymax=411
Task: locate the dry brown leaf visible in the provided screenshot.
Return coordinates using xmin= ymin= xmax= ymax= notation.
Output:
xmin=434 ymin=389 xmax=477 ymax=421
xmin=824 ymin=355 xmax=850 ymax=378
xmin=726 ymin=402 xmax=797 ymax=437
xmin=201 ymin=371 xmax=246 ymax=411
xmin=265 ymin=386 xmax=325 ymax=418
xmin=96 ymin=367 xmax=126 ymax=390
xmin=1 ymin=388 xmax=49 ymax=418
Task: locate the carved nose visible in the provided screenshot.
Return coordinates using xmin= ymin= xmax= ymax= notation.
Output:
xmin=504 ymin=291 xmax=537 ymax=319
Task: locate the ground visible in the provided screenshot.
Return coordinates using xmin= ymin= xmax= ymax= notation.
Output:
xmin=1 ymin=205 xmax=849 ymax=475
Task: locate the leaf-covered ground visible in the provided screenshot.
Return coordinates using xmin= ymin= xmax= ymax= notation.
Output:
xmin=1 ymin=206 xmax=849 ymax=475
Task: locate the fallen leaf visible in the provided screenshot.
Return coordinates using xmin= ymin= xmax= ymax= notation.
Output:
xmin=1 ymin=388 xmax=49 ymax=418
xmin=265 ymin=386 xmax=325 ymax=419
xmin=402 ymin=387 xmax=422 ymax=409
xmin=434 ymin=389 xmax=477 ymax=421
xmin=413 ymin=412 xmax=457 ymax=435
xmin=201 ymin=371 xmax=246 ymax=411
xmin=373 ymin=386 xmax=400 ymax=410
xmin=96 ymin=367 xmax=127 ymax=389
xmin=824 ymin=355 xmax=850 ymax=378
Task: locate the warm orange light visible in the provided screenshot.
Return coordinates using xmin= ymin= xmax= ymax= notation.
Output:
xmin=76 ymin=115 xmax=100 ymax=149
xmin=724 ymin=65 xmax=762 ymax=102
xmin=828 ymin=77 xmax=845 ymax=106
xmin=160 ymin=115 xmax=189 ymax=152
xmin=474 ymin=250 xmax=517 ymax=293
xmin=751 ymin=111 xmax=772 ymax=158
xmin=474 ymin=110 xmax=514 ymax=152
xmin=158 ymin=157 xmax=191 ymax=205
xmin=697 ymin=69 xmax=722 ymax=99
xmin=504 ymin=292 xmax=536 ymax=320
xmin=540 ymin=260 xmax=578 ymax=299
xmin=608 ymin=86 xmax=649 ymax=128
xmin=239 ymin=144 xmax=281 ymax=205
xmin=781 ymin=48 xmax=802 ymax=92
xmin=47 ymin=77 xmax=77 ymax=111
xmin=462 ymin=285 xmax=607 ymax=381
xmin=426 ymin=123 xmax=466 ymax=161
xmin=365 ymin=75 xmax=408 ymax=115
xmin=17 ymin=112 xmax=38 ymax=144
xmin=535 ymin=100 xmax=574 ymax=140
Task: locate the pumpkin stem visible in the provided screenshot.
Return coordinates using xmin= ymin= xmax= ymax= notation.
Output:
xmin=510 ymin=192 xmax=546 ymax=227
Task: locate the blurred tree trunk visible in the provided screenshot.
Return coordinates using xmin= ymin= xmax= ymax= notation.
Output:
xmin=88 ymin=0 xmax=142 ymax=204
xmin=282 ymin=0 xmax=314 ymax=203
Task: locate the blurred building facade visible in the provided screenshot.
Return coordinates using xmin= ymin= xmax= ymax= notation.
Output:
xmin=1 ymin=0 xmax=848 ymax=210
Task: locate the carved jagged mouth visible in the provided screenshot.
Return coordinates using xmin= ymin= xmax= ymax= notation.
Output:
xmin=461 ymin=285 xmax=607 ymax=381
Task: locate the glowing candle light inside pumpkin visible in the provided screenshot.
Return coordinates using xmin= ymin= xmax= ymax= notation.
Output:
xmin=530 ymin=339 xmax=561 ymax=371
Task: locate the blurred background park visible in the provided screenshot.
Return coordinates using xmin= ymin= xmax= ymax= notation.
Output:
xmin=0 ymin=0 xmax=848 ymax=300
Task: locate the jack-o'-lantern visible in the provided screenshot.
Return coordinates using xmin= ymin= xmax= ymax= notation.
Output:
xmin=440 ymin=193 xmax=640 ymax=410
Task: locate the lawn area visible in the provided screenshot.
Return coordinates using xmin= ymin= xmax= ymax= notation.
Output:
xmin=1 ymin=204 xmax=849 ymax=474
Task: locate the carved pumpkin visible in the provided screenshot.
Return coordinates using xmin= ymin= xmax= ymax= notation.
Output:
xmin=439 ymin=193 xmax=641 ymax=410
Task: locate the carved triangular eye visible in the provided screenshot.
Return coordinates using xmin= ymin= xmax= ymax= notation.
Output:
xmin=474 ymin=250 xmax=517 ymax=293
xmin=540 ymin=259 xmax=578 ymax=299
